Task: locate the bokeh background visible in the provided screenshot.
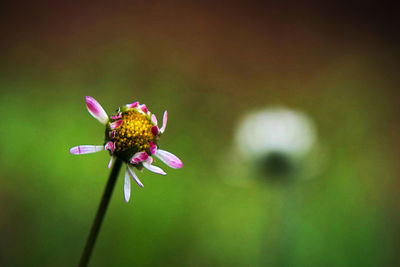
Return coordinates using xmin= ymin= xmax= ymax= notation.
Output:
xmin=1 ymin=1 xmax=399 ymax=266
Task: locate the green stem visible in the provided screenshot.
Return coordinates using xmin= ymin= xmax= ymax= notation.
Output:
xmin=79 ymin=158 xmax=123 ymax=267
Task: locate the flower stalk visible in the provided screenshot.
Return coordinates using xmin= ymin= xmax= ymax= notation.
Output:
xmin=79 ymin=158 xmax=123 ymax=267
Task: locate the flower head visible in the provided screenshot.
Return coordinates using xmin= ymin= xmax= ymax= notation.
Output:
xmin=70 ymin=96 xmax=183 ymax=202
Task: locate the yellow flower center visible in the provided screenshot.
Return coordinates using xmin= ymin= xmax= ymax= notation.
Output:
xmin=114 ymin=110 xmax=154 ymax=153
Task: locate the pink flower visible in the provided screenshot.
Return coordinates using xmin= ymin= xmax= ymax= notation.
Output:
xmin=70 ymin=96 xmax=183 ymax=203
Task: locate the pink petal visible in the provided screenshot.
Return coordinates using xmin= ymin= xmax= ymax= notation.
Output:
xmin=126 ymin=101 xmax=139 ymax=109
xmin=127 ymin=165 xmax=144 ymax=188
xmin=149 ymin=141 xmax=157 ymax=155
xmin=70 ymin=145 xmax=104 ymax=155
xmin=160 ymin=110 xmax=168 ymax=133
xmin=143 ymin=162 xmax=166 ymax=175
xmin=155 ymin=149 xmax=182 ymax=169
xmin=151 ymin=126 xmax=159 ymax=136
xmin=111 ymin=113 xmax=122 ymax=120
xmin=105 ymin=141 xmax=115 ymax=153
xmin=85 ymin=96 xmax=109 ymax=124
xmin=108 ymin=156 xmax=115 ymax=168
xmin=151 ymin=114 xmax=158 ymax=125
xmin=140 ymin=104 xmax=149 ymax=114
xmin=110 ymin=120 xmax=123 ymax=130
xmin=124 ymin=169 xmax=131 ymax=202
xmin=130 ymin=151 xmax=149 ymax=164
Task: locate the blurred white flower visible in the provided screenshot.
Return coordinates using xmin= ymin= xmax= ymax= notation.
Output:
xmin=234 ymin=107 xmax=318 ymax=181
xmin=236 ymin=107 xmax=316 ymax=159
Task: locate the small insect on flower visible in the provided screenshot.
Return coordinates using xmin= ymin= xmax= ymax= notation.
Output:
xmin=70 ymin=96 xmax=183 ymax=202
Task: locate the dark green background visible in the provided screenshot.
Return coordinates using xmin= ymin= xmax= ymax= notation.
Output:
xmin=1 ymin=1 xmax=399 ymax=266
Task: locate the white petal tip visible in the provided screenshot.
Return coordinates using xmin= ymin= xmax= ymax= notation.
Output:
xmin=69 ymin=145 xmax=104 ymax=155
xmin=124 ymin=169 xmax=131 ymax=202
xmin=143 ymin=162 xmax=167 ymax=175
xmin=160 ymin=110 xmax=168 ymax=133
xmin=107 ymin=156 xmax=115 ymax=168
xmin=127 ymin=165 xmax=144 ymax=188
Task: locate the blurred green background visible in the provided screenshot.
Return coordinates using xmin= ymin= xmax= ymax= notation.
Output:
xmin=1 ymin=1 xmax=399 ymax=266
